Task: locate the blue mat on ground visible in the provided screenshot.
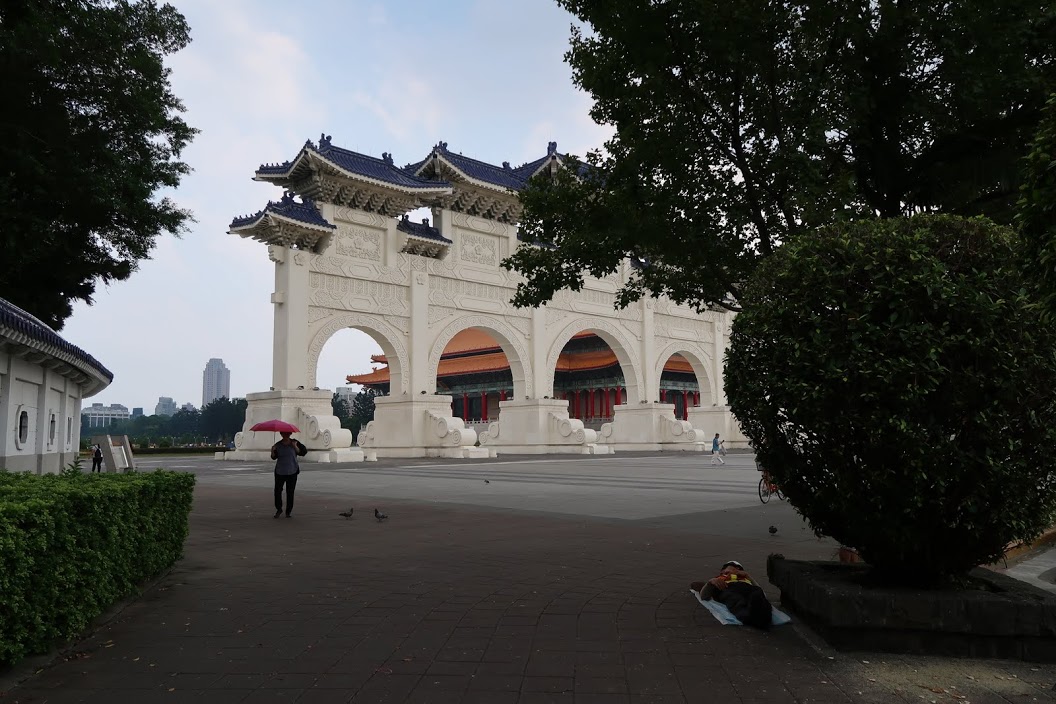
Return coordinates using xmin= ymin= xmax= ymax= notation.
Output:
xmin=690 ymin=588 xmax=792 ymax=627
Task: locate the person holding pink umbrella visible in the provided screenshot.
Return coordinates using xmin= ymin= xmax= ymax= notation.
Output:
xmin=252 ymin=420 xmax=308 ymax=518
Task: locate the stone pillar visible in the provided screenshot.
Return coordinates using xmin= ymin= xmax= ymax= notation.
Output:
xmin=269 ymin=246 xmax=310 ymax=390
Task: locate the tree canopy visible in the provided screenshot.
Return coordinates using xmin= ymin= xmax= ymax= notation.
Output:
xmin=725 ymin=215 xmax=1056 ymax=581
xmin=0 ymin=0 xmax=197 ymax=329
xmin=1018 ymin=92 xmax=1056 ymax=318
xmin=507 ymin=0 xmax=1056 ymax=311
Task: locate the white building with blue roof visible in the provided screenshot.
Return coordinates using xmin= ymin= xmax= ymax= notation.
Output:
xmin=0 ymin=297 xmax=112 ymax=473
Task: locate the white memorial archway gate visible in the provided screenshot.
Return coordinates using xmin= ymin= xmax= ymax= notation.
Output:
xmin=226 ymin=136 xmax=745 ymax=460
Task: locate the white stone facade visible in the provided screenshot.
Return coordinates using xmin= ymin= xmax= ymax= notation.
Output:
xmin=227 ymin=138 xmax=747 ymax=460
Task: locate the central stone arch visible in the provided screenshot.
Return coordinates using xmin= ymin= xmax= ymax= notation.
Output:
xmin=428 ymin=315 xmax=533 ymax=400
xmin=545 ymin=318 xmax=643 ymax=403
xmin=307 ymin=313 xmax=410 ymax=395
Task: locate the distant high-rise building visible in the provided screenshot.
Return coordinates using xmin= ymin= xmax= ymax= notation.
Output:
xmin=132 ymin=407 xmax=144 ymax=418
xmin=81 ymin=402 xmax=130 ymax=428
xmin=334 ymin=387 xmax=358 ymax=412
xmin=155 ymin=397 xmax=177 ymax=416
xmin=202 ymin=358 xmax=231 ymax=407
xmin=181 ymin=402 xmax=196 ymax=412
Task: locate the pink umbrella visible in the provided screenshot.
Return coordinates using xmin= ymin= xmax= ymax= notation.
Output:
xmin=250 ymin=419 xmax=300 ymax=433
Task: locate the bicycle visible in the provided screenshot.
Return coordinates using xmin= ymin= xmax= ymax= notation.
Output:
xmin=758 ymin=470 xmax=785 ymax=504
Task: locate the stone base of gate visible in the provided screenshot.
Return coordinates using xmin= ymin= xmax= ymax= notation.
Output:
xmin=357 ymin=395 xmax=488 ymax=458
xmin=598 ymin=403 xmax=707 ymax=452
xmin=477 ymin=399 xmax=611 ymax=454
xmin=228 ymin=389 xmax=360 ymax=462
xmin=687 ymin=405 xmax=750 ymax=449
xmin=224 ymin=448 xmax=366 ymax=463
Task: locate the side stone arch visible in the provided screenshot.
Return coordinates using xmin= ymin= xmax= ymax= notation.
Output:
xmin=653 ymin=341 xmax=713 ymax=404
xmin=307 ymin=312 xmax=410 ymax=395
xmin=428 ymin=315 xmax=533 ymax=399
xmin=545 ymin=318 xmax=643 ymax=403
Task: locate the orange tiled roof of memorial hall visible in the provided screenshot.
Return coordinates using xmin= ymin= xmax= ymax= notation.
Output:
xmin=346 ymin=330 xmax=693 ymax=385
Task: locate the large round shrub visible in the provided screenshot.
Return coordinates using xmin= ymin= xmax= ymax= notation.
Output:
xmin=726 ymin=214 xmax=1056 ymax=583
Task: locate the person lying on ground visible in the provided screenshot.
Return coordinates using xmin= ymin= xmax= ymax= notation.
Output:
xmin=691 ymin=560 xmax=774 ymax=630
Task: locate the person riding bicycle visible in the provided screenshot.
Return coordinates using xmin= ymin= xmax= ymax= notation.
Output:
xmin=691 ymin=560 xmax=774 ymax=629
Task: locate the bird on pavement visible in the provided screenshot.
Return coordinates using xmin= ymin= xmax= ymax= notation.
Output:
xmin=769 ymin=525 xmax=778 ymax=535
xmin=375 ymin=508 xmax=388 ymax=522
xmin=484 ymin=479 xmax=490 ymax=484
xmin=338 ymin=508 xmax=354 ymax=519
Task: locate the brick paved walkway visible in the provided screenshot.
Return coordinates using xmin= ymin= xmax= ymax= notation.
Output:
xmin=6 ymin=482 xmax=1056 ymax=703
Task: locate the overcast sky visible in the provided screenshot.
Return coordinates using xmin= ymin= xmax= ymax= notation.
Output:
xmin=61 ymin=0 xmax=612 ymax=412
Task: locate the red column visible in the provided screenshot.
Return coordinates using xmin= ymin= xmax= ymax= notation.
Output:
xmin=572 ymin=391 xmax=578 ymax=419
xmin=462 ymin=393 xmax=469 ymax=420
xmin=660 ymin=389 xmax=666 ymax=403
xmin=481 ymin=392 xmax=488 ymax=422
xmin=615 ymin=385 xmax=622 ymax=408
xmin=683 ymin=391 xmax=689 ymax=420
xmin=499 ymin=389 xmax=507 ymax=402
xmin=588 ymin=389 xmax=594 ymax=419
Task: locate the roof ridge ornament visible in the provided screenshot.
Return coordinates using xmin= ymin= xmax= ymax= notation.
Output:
xmin=502 ymin=161 xmax=511 ymax=170
xmin=381 ymin=152 xmax=394 ymax=166
xmin=547 ymin=141 xmax=558 ymax=155
xmin=435 ymin=140 xmax=448 ymax=152
xmin=318 ymin=133 xmax=333 ymax=150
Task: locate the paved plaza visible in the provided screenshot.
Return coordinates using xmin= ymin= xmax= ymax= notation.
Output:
xmin=5 ymin=453 xmax=1056 ymax=703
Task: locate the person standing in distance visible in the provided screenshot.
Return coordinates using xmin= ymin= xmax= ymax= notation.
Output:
xmin=271 ymin=431 xmax=307 ymax=518
xmin=91 ymin=443 xmax=103 ymax=472
xmin=711 ymin=433 xmax=726 ymax=465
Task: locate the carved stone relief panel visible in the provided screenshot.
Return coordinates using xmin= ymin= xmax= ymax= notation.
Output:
xmin=309 ymin=272 xmax=408 ymax=315
xmin=333 ymin=226 xmax=382 ymax=262
xmin=332 ymin=207 xmax=387 ymax=229
xmin=460 ymin=232 xmax=498 ymax=266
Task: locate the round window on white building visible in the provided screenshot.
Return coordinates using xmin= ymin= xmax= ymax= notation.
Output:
xmin=16 ymin=408 xmax=29 ymax=449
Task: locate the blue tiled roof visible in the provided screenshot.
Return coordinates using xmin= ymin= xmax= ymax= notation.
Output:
xmin=0 ymin=298 xmax=113 ymax=382
xmin=257 ymin=134 xmax=451 ymax=191
xmin=230 ymin=193 xmax=336 ymax=231
xmin=405 ymin=141 xmax=568 ymax=191
xmin=397 ymin=215 xmax=452 ymax=244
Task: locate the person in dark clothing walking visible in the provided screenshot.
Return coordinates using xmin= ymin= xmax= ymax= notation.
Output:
xmin=271 ymin=432 xmax=307 ymax=518
xmin=91 ymin=444 xmax=103 ymax=473
xmin=691 ymin=560 xmax=774 ymax=629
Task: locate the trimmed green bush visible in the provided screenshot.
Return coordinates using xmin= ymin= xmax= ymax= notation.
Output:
xmin=0 ymin=469 xmax=195 ymax=665
xmin=726 ymin=215 xmax=1056 ymax=583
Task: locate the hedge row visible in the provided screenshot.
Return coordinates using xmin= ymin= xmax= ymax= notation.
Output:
xmin=0 ymin=469 xmax=196 ymax=665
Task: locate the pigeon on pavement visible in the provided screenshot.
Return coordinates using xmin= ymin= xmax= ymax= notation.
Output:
xmin=769 ymin=525 xmax=778 ymax=535
xmin=484 ymin=479 xmax=490 ymax=484
xmin=339 ymin=508 xmax=354 ymax=519
xmin=375 ymin=508 xmax=388 ymax=522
